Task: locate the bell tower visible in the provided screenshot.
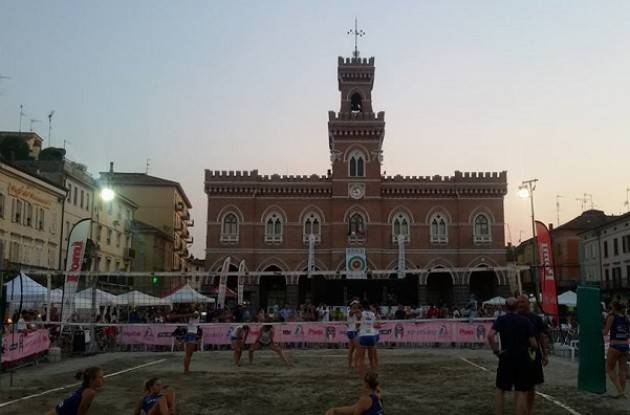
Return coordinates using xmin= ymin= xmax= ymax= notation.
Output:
xmin=328 ymin=55 xmax=386 ymax=190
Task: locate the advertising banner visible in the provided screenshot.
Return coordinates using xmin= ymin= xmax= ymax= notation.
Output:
xmin=346 ymin=248 xmax=367 ymax=279
xmin=61 ymin=219 xmax=91 ymax=322
xmin=535 ymin=221 xmax=559 ymax=317
xmin=1 ymin=329 xmax=50 ymax=363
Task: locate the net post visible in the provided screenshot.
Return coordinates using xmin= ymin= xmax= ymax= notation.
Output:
xmin=89 ymin=272 xmax=97 ymax=354
xmin=45 ymin=273 xmax=52 ymax=323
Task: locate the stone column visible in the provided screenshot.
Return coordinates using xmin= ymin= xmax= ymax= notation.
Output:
xmin=417 ymin=285 xmax=427 ymax=306
xmin=453 ymin=285 xmax=470 ymax=307
xmin=285 ymin=275 xmax=300 ymax=309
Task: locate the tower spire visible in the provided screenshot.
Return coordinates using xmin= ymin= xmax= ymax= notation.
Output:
xmin=347 ymin=17 xmax=365 ymax=59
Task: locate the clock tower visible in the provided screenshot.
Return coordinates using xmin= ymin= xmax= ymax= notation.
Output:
xmin=328 ymin=55 xmax=385 ymax=199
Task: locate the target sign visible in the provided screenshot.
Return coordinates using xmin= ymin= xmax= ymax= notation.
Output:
xmin=346 ymin=248 xmax=367 ymax=277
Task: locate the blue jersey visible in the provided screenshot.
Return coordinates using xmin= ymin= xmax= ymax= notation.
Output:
xmin=610 ymin=314 xmax=630 ymax=341
xmin=55 ymin=387 xmax=84 ymax=415
xmin=142 ymin=393 xmax=162 ymax=413
xmin=364 ymin=393 xmax=384 ymax=415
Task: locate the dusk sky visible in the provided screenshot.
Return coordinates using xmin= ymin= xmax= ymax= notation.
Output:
xmin=1 ymin=1 xmax=629 ymax=257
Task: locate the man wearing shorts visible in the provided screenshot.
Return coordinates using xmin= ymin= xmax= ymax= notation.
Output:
xmin=487 ymin=297 xmax=538 ymax=415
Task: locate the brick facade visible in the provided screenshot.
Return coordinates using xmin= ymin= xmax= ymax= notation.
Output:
xmin=205 ymin=55 xmax=509 ymax=309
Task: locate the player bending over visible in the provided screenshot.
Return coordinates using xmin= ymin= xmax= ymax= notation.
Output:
xmin=231 ymin=324 xmax=250 ymax=366
xmin=249 ymin=324 xmax=290 ymax=366
xmin=47 ymin=367 xmax=104 ymax=415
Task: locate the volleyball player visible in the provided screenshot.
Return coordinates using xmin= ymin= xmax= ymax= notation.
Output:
xmin=168 ymin=308 xmax=202 ymax=373
xmin=356 ymin=300 xmax=380 ymax=376
xmin=325 ymin=371 xmax=384 ymax=415
xmin=231 ymin=324 xmax=250 ymax=366
xmin=346 ymin=300 xmax=360 ymax=369
xmin=47 ymin=367 xmax=104 ymax=415
xmin=603 ymin=301 xmax=630 ymax=398
xmin=249 ymin=324 xmax=290 ymax=366
xmin=133 ymin=377 xmax=176 ymax=415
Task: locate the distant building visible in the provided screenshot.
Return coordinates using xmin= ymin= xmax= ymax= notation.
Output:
xmin=204 ymin=53 xmax=509 ymax=309
xmin=0 ymin=131 xmax=43 ymax=159
xmin=515 ymin=210 xmax=614 ymax=292
xmin=580 ymin=211 xmax=630 ymax=298
xmin=0 ymin=160 xmax=65 ymax=269
xmin=102 ymin=169 xmax=194 ymax=272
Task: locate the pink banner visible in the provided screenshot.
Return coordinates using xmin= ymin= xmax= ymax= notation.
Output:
xmin=119 ymin=321 xmax=492 ymax=346
xmin=2 ymin=329 xmax=50 ymax=363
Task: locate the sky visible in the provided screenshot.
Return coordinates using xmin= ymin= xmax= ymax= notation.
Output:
xmin=1 ymin=1 xmax=630 ymax=257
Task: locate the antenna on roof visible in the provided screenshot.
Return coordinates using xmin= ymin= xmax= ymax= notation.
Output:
xmin=18 ymin=104 xmax=25 ymax=134
xmin=625 ymin=187 xmax=629 ymax=213
xmin=145 ymin=158 xmax=151 ymax=174
xmin=347 ymin=17 xmax=365 ymax=59
xmin=48 ymin=110 xmax=55 ymax=146
xmin=29 ymin=118 xmax=41 ymax=132
xmin=555 ymin=195 xmax=563 ymax=226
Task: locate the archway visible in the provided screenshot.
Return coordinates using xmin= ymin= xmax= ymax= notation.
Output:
xmin=426 ymin=271 xmax=454 ymax=306
xmin=204 ymin=263 xmax=239 ymax=306
xmin=469 ymin=269 xmax=498 ymax=302
xmin=260 ymin=265 xmax=286 ymax=311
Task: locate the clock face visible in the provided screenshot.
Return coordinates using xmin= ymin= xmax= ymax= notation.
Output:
xmin=349 ymin=184 xmax=365 ymax=199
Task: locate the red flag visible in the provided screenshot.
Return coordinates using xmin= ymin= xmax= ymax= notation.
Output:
xmin=535 ymin=221 xmax=559 ymax=317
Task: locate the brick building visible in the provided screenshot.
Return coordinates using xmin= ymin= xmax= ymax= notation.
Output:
xmin=205 ymin=53 xmax=509 ymax=309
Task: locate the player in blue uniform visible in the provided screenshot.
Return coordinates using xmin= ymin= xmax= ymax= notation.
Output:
xmin=133 ymin=377 xmax=176 ymax=415
xmin=168 ymin=308 xmax=202 ymax=373
xmin=325 ymin=371 xmax=384 ymax=415
xmin=603 ymin=301 xmax=629 ymax=398
xmin=249 ymin=324 xmax=290 ymax=366
xmin=47 ymin=367 xmax=104 ymax=415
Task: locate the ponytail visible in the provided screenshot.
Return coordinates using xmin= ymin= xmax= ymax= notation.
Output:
xmin=364 ymin=371 xmax=380 ymax=392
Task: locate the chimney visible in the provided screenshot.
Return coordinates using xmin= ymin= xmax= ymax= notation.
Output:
xmin=549 ymin=223 xmax=554 ymax=231
xmin=109 ymin=161 xmax=114 ymax=173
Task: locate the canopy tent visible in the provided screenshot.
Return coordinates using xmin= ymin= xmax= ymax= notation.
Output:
xmin=207 ymin=286 xmax=237 ymax=299
xmin=558 ymin=290 xmax=577 ymax=307
xmin=163 ymin=284 xmax=214 ymax=304
xmin=482 ymin=296 xmax=506 ymax=306
xmin=117 ymin=290 xmax=172 ymax=307
xmin=50 ymin=288 xmax=63 ymax=303
xmin=73 ymin=288 xmax=125 ymax=309
xmin=4 ymin=272 xmax=49 ymax=303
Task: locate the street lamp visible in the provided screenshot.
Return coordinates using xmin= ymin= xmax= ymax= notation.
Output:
xmin=100 ymin=187 xmax=115 ymax=202
xmin=519 ymin=179 xmax=540 ymax=302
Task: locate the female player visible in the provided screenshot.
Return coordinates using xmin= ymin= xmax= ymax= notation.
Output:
xmin=249 ymin=324 xmax=290 ymax=366
xmin=168 ymin=308 xmax=202 ymax=373
xmin=346 ymin=300 xmax=360 ymax=369
xmin=324 ymin=371 xmax=384 ymax=415
xmin=231 ymin=324 xmax=250 ymax=366
xmin=133 ymin=377 xmax=176 ymax=415
xmin=47 ymin=367 xmax=104 ymax=415
xmin=603 ymin=301 xmax=630 ymax=398
xmin=356 ymin=301 xmax=380 ymax=377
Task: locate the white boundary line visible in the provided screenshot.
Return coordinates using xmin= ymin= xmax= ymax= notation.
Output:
xmin=458 ymin=357 xmax=583 ymax=415
xmin=0 ymin=358 xmax=167 ymax=409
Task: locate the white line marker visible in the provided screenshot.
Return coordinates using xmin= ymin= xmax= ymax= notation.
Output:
xmin=0 ymin=358 xmax=166 ymax=409
xmin=459 ymin=357 xmax=490 ymax=372
xmin=458 ymin=356 xmax=583 ymax=415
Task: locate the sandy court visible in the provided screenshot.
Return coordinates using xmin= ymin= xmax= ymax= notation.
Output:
xmin=0 ymin=348 xmax=627 ymax=415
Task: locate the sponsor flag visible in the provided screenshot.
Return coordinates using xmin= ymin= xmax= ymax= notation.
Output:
xmin=217 ymin=257 xmax=230 ymax=309
xmin=535 ymin=221 xmax=559 ymax=318
xmin=237 ymin=259 xmax=247 ymax=305
xmin=61 ymin=219 xmax=91 ymax=322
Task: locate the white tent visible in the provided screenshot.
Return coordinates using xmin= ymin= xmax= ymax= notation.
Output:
xmin=558 ymin=290 xmax=577 ymax=307
xmin=73 ymin=288 xmax=125 ymax=309
xmin=4 ymin=272 xmax=49 ymax=303
xmin=117 ymin=290 xmax=171 ymax=307
xmin=163 ymin=284 xmax=213 ymax=304
xmin=482 ymin=296 xmax=506 ymax=306
xmin=50 ymin=288 xmax=63 ymax=303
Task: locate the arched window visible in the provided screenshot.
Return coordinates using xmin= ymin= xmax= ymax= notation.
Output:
xmin=392 ymin=212 xmax=410 ymax=243
xmin=264 ymin=212 xmax=283 ymax=243
xmin=430 ymin=213 xmax=448 ymax=243
xmin=350 ymin=93 xmax=363 ymax=112
xmin=348 ymin=212 xmax=366 ymax=241
xmin=473 ymin=214 xmax=491 ymax=243
xmin=349 ymin=151 xmax=365 ymax=177
xmin=303 ymin=212 xmax=321 ymax=242
xmin=220 ymin=213 xmax=239 ymax=242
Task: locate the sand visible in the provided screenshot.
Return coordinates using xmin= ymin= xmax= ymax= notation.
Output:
xmin=0 ymin=348 xmax=627 ymax=415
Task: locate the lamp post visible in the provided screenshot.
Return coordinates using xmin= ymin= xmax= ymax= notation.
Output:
xmin=518 ymin=179 xmax=539 ymax=301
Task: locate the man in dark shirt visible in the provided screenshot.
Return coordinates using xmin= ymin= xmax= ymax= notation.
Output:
xmin=487 ymin=297 xmax=538 ymax=415
xmin=518 ymin=295 xmax=550 ymax=415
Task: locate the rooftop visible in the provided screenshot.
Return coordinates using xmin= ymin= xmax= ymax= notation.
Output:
xmin=102 ymin=172 xmax=192 ymax=208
